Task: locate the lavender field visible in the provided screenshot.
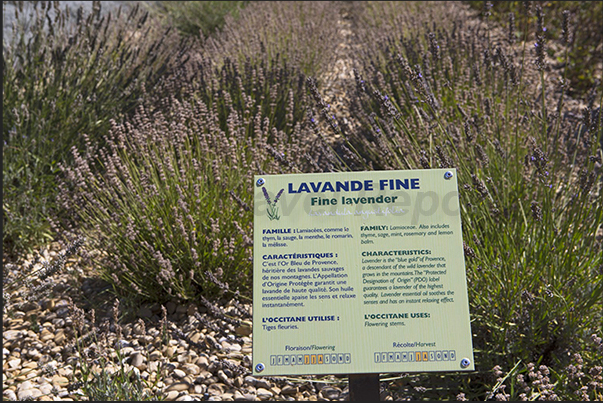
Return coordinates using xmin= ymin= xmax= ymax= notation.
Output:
xmin=3 ymin=1 xmax=602 ymax=400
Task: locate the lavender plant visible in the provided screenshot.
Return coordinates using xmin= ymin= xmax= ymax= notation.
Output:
xmin=466 ymin=1 xmax=603 ymax=96
xmin=7 ymin=1 xmax=602 ymax=400
xmin=55 ymin=1 xmax=345 ymax=304
xmin=2 ymin=237 xmax=84 ymax=319
xmin=202 ymin=1 xmax=342 ymax=76
xmin=261 ymin=187 xmax=285 ymax=221
xmin=66 ymin=299 xmax=164 ymax=401
xmin=57 ymin=77 xmax=320 ymax=303
xmin=147 ymin=1 xmax=248 ymax=38
xmin=2 ymin=1 xmax=190 ymax=258
xmin=307 ymin=1 xmax=602 ymax=400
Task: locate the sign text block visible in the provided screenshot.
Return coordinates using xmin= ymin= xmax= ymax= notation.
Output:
xmin=253 ymin=169 xmax=474 ymax=375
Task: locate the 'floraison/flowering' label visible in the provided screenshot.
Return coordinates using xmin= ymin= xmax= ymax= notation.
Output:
xmin=253 ymin=169 xmax=474 ymax=376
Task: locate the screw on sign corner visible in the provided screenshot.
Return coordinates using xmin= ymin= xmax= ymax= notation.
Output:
xmin=255 ymin=363 xmax=265 ymax=372
xmin=256 ymin=178 xmax=265 ymax=187
xmin=460 ymin=358 xmax=471 ymax=368
xmin=444 ymin=171 xmax=454 ymax=180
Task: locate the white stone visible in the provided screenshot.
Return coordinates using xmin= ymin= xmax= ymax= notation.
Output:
xmin=321 ymin=386 xmax=341 ymax=400
xmin=149 ymin=351 xmax=163 ymax=361
xmin=17 ymin=386 xmax=42 ymax=400
xmin=147 ymin=361 xmax=159 ymax=373
xmin=130 ymin=352 xmax=145 ymax=369
xmin=255 ymin=379 xmax=272 ymax=389
xmin=173 ymin=369 xmax=186 ymax=379
xmin=181 ymin=363 xmax=200 ymax=376
xmin=3 ymin=330 xmax=23 ymax=341
xmin=164 ymin=390 xmax=180 ymax=401
xmin=217 ymin=370 xmax=229 ymax=383
xmin=119 ymin=346 xmax=135 ymax=356
xmin=195 ymin=355 xmax=209 ymax=369
xmin=7 ymin=358 xmax=21 ymax=368
xmin=39 ymin=383 xmax=54 ymax=395
xmin=17 ymin=380 xmax=34 ymax=391
xmin=207 ymin=383 xmax=224 ymax=395
xmin=165 ymin=382 xmax=191 ymax=392
xmin=256 ymin=388 xmax=273 ymax=399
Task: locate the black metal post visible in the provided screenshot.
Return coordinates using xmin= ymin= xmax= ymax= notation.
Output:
xmin=348 ymin=373 xmax=380 ymax=401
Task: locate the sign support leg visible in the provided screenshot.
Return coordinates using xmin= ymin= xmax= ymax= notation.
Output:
xmin=348 ymin=373 xmax=380 ymax=401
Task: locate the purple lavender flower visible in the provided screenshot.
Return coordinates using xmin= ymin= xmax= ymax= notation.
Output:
xmin=535 ymin=5 xmax=546 ymax=70
xmin=264 ymin=187 xmax=285 ymax=221
xmin=262 ymin=187 xmax=271 ymax=204
xmin=562 ymin=10 xmax=571 ymax=44
xmin=273 ymin=189 xmax=284 ymax=204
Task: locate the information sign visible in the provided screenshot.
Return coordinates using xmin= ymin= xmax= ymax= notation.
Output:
xmin=252 ymin=169 xmax=474 ymax=376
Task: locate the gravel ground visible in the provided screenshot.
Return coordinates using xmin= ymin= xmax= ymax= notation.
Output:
xmin=3 ymin=242 xmax=365 ymax=401
xmin=4 ymin=2 xmax=598 ymax=401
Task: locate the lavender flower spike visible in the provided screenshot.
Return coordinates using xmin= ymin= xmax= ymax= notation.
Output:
xmin=274 ymin=189 xmax=284 ymax=204
xmin=263 ymin=187 xmax=285 ymax=221
xmin=262 ymin=187 xmax=271 ymax=204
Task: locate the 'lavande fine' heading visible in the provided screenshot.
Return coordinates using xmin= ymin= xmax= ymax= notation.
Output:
xmin=288 ymin=178 xmax=420 ymax=193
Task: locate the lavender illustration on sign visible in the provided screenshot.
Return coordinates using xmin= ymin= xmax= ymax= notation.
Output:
xmin=262 ymin=186 xmax=284 ymax=220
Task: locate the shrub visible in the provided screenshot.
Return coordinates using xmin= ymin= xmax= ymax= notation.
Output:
xmin=466 ymin=0 xmax=603 ymax=97
xmin=148 ymin=1 xmax=249 ymax=38
xmin=70 ymin=299 xmax=165 ymax=401
xmin=202 ymin=1 xmax=342 ymax=76
xmin=57 ymin=63 xmax=327 ymax=303
xmin=2 ymin=1 xmax=190 ymax=258
xmin=305 ymin=1 xmax=602 ymax=400
xmin=55 ymin=1 xmax=348 ymax=304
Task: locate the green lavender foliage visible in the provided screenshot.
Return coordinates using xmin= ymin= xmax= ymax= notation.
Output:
xmin=467 ymin=0 xmax=603 ymax=96
xmin=56 ymin=62 xmax=319 ymax=303
xmin=316 ymin=1 xmax=602 ymax=399
xmin=148 ymin=1 xmax=249 ymax=38
xmin=75 ymin=354 xmax=163 ymax=401
xmin=202 ymin=1 xmax=342 ymax=76
xmin=56 ymin=1 xmax=344 ymax=304
xmin=2 ymin=1 xmax=191 ymax=258
xmin=73 ymin=328 xmax=164 ymax=401
xmin=57 ymin=91 xmax=315 ymax=302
